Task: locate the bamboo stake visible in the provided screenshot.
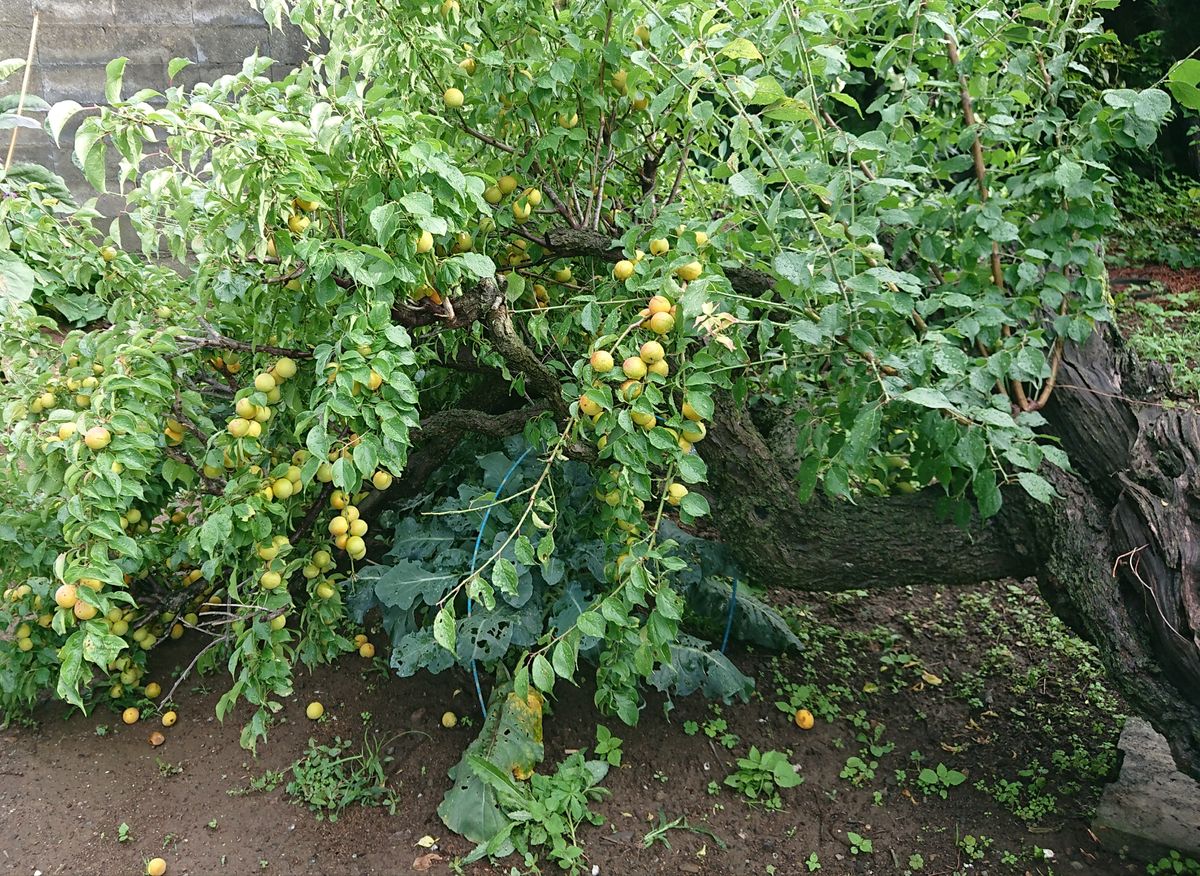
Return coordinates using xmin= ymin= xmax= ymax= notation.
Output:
xmin=4 ymin=12 xmax=40 ymax=172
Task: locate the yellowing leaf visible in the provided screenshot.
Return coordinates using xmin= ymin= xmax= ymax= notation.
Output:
xmin=921 ymin=671 xmax=943 ymax=686
xmin=415 ymin=835 xmax=438 ymax=849
xmin=720 ymin=38 xmax=762 ymax=61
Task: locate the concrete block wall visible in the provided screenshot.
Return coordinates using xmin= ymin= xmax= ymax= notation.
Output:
xmin=1 ymin=0 xmax=308 ymax=202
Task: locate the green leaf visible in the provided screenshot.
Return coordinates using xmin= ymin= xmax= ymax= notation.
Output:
xmin=55 ymin=630 xmax=88 ymax=709
xmin=683 ymin=390 xmax=714 ymax=420
xmin=167 ymin=57 xmax=193 ymax=80
xmin=455 ymin=252 xmax=497 ymax=280
xmin=1167 ymin=80 xmax=1200 ymax=112
xmin=721 ymin=37 xmax=763 ymax=61
xmin=45 ymin=100 xmax=83 ymax=146
xmin=0 ymin=252 xmax=35 ymax=308
xmin=576 ymin=610 xmax=606 ymax=638
xmin=352 ymin=439 xmax=378 ymax=478
xmin=0 ymin=58 xmax=24 ymax=85
xmin=648 ymin=633 xmax=754 ymax=702
xmin=551 ymin=633 xmax=578 ymax=680
xmin=688 ymin=578 xmax=801 ymax=651
xmin=774 ymin=252 xmax=809 ymax=287
xmin=198 ymin=507 xmax=232 ymax=555
xmin=1169 ymin=58 xmax=1200 ymax=88
xmin=491 ymin=557 xmax=519 ymax=598
xmin=433 ymin=604 xmax=457 ymax=653
xmin=679 ymin=492 xmax=710 ymax=517
xmin=897 ymin=388 xmax=953 ymax=410
xmin=826 ymin=91 xmax=862 ymax=116
xmin=973 ymin=467 xmax=1001 ymax=519
xmin=677 ymin=452 xmax=707 ymax=484
xmin=438 ymin=683 xmax=544 ymax=843
xmin=729 ymin=168 xmax=764 ymax=199
xmin=514 ymin=535 xmax=535 ymax=566
xmin=105 ymin=57 xmax=128 ymax=104
xmin=531 ymin=653 xmax=555 ymax=692
xmin=82 ymin=626 xmax=127 ymax=668
xmin=370 ymin=560 xmax=455 ymax=610
xmin=1016 ymin=471 xmax=1058 ymax=504
xmin=400 ymin=191 xmax=434 ymax=217
xmin=1054 ymin=161 xmax=1083 ymax=189
xmin=843 ymin=405 xmax=881 ymax=467
xmin=1133 ymin=88 xmax=1172 ymax=123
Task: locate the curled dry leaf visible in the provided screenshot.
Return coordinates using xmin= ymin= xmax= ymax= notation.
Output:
xmin=148 ymin=731 xmax=166 ymax=747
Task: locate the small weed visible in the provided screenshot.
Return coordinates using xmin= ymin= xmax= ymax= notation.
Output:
xmin=805 ymin=852 xmax=821 ymax=871
xmin=958 ymin=834 xmax=992 ymax=862
xmin=594 ymin=724 xmax=622 ymax=766
xmin=848 ymin=831 xmax=873 ymax=855
xmin=156 ymin=758 xmax=184 ymax=778
xmin=724 ymin=747 xmax=803 ymax=810
xmin=117 ymin=822 xmax=132 ymax=844
xmin=839 ymin=755 xmax=877 ymax=787
xmin=702 ymin=710 xmax=740 ymax=750
xmin=1147 ymin=851 xmax=1200 ymax=875
xmin=228 ymin=769 xmax=286 ymax=796
xmin=464 ymin=735 xmax=618 ymax=874
xmin=286 ymin=733 xmax=399 ymax=821
xmin=641 ymin=811 xmax=727 ymax=851
xmin=907 ymin=852 xmax=925 ymax=872
xmin=916 ymin=763 xmax=967 ymax=799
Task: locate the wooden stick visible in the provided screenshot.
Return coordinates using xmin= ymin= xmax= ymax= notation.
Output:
xmin=4 ymin=13 xmax=40 ymax=172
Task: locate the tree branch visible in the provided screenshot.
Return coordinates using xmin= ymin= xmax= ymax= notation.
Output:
xmin=542 ymin=227 xmax=777 ymax=297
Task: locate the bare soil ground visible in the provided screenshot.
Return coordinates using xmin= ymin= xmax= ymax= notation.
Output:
xmin=0 ymin=580 xmax=1143 ymax=876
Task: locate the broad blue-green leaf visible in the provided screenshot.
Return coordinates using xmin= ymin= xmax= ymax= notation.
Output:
xmin=688 ymin=578 xmax=801 ymax=651
xmin=649 ymin=634 xmax=755 ymax=702
xmin=373 ymin=560 xmax=456 ymax=610
xmin=438 ymin=683 xmax=544 ymax=843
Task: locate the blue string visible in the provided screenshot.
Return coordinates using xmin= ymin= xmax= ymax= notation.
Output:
xmin=720 ymin=579 xmax=739 ymax=654
xmin=468 ymin=446 xmax=534 ymax=719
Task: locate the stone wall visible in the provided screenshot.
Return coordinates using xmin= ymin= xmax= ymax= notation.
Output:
xmin=1 ymin=0 xmax=307 ymax=200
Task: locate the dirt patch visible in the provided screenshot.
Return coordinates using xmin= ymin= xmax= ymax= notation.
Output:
xmin=1110 ymin=264 xmax=1200 ymax=295
xmin=0 ymin=581 xmax=1143 ymax=875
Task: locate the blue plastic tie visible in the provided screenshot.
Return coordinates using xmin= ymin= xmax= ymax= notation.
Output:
xmin=468 ymin=446 xmax=534 ymax=718
xmin=720 ymin=579 xmax=739 ymax=654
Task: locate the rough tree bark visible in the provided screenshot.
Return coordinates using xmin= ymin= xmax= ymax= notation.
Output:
xmin=698 ymin=326 xmax=1200 ymax=778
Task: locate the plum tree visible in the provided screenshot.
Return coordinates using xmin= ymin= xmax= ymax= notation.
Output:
xmin=1 ymin=0 xmax=1198 ymax=850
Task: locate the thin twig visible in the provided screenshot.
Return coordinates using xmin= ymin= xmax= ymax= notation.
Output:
xmin=664 ymin=128 xmax=695 ymax=209
xmin=161 ymin=632 xmax=233 ymax=707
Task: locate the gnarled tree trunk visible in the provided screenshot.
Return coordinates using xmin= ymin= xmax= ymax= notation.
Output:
xmin=699 ymin=326 xmax=1200 ymax=778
